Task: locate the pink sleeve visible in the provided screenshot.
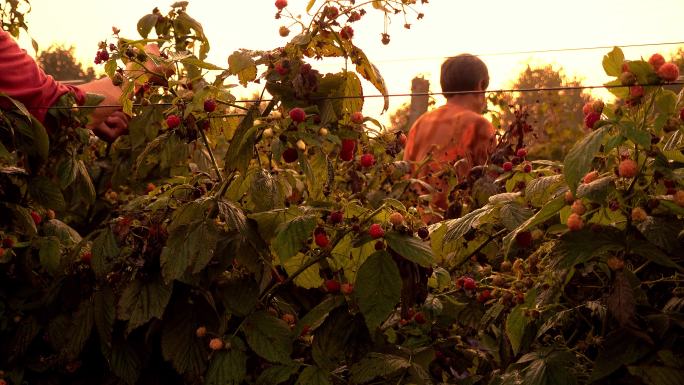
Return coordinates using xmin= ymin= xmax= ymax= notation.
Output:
xmin=0 ymin=30 xmax=85 ymax=123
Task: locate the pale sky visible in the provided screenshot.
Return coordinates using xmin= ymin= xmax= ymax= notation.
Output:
xmin=14 ymin=0 xmax=684 ymax=121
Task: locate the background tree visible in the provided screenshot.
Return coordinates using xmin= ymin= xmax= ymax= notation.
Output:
xmin=493 ymin=64 xmax=591 ymax=160
xmin=37 ymin=44 xmax=96 ymax=82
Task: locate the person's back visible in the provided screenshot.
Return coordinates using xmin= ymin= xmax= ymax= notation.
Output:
xmin=403 ymin=54 xmax=496 ymax=214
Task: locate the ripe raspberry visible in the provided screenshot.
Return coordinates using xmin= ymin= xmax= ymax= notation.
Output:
xmin=324 ymin=6 xmax=339 ymax=18
xmin=279 ymin=26 xmax=290 ymax=37
xmin=340 ymin=26 xmax=354 ymax=40
xmin=145 ymin=183 xmax=155 ymax=193
xmin=414 ymin=312 xmax=427 ymax=324
xmin=348 ymin=11 xmax=361 ymax=22
xmin=606 ymin=256 xmax=625 ymax=271
xmin=618 ymin=159 xmax=638 ymax=178
xmin=329 ymin=211 xmax=344 ymax=224
xmin=630 ymin=85 xmax=644 ymax=98
xmin=196 ymin=326 xmax=207 ymax=337
xmin=203 ymin=99 xmax=217 ymax=113
xmin=583 ymin=171 xmax=599 ymax=184
xmin=339 ymin=150 xmax=354 ymax=162
xmin=648 ymin=53 xmax=665 ymax=70
xmin=502 ymin=161 xmax=513 ymax=172
xmin=571 ymin=200 xmax=586 ymax=215
xmin=289 ymin=108 xmax=306 ymax=123
xmin=281 ymin=313 xmax=295 ymax=324
xmin=0 ymin=247 xmax=4 ymax=258
xmin=389 ymin=212 xmax=404 ymax=226
xmin=282 ymin=148 xmax=299 ymax=163
xmin=325 ymin=279 xmax=341 ymax=293
xmin=2 ymin=238 xmax=14 ymax=248
xmin=417 ymin=227 xmax=429 ymax=239
xmin=359 ymin=153 xmax=375 ymax=168
xmin=564 ymin=190 xmax=574 ymax=203
xmin=81 ymin=251 xmax=92 ymax=264
xmin=567 ymin=213 xmax=584 ymax=231
xmin=592 ymin=100 xmax=605 ymax=114
xmin=657 ymin=62 xmax=680 ymax=82
xmin=619 ymin=71 xmax=637 ymax=86
xmin=584 ymin=111 xmax=600 ymax=130
xmin=166 ymin=114 xmax=181 ymax=129
xmin=31 ymin=211 xmax=42 ymax=225
xmin=315 ymin=233 xmax=329 ymax=248
xmin=680 ymin=107 xmax=684 ymax=121
xmin=209 ymin=338 xmax=224 ymax=351
xmin=275 ymin=0 xmax=287 ymax=10
xmin=477 ymin=289 xmax=492 ymax=303
xmin=516 ymin=148 xmax=527 ymax=158
xmin=515 ymin=231 xmax=533 ymax=248
xmin=463 ymin=277 xmax=476 ymax=290
xmin=522 ymin=163 xmax=532 ymax=173
xmin=398 ymin=133 xmax=407 ymax=146
xmin=582 ymin=102 xmax=593 ymax=116
xmin=275 ymin=62 xmax=289 ymax=76
xmin=341 ymin=138 xmax=357 ymax=153
xmin=341 ymin=283 xmax=354 ymax=294
xmin=350 ymin=111 xmax=364 ymax=124
xmin=368 ymin=223 xmax=385 ymax=239
xmin=631 ymin=207 xmax=648 ymax=222
xmin=674 ymin=190 xmax=684 ymax=207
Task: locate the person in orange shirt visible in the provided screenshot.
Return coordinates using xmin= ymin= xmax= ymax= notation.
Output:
xmin=404 ymin=54 xmax=496 ymax=215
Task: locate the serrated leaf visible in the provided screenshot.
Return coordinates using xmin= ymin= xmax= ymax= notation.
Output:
xmin=28 ymin=176 xmax=65 ymax=210
xmin=576 ymin=175 xmax=614 ymax=202
xmin=628 ymin=365 xmax=684 ymax=385
xmin=38 ymin=237 xmax=61 ymax=275
xmin=117 ymin=275 xmax=172 ymax=332
xmin=349 ymin=46 xmax=388 ymax=113
xmin=256 ymin=364 xmax=301 ymax=385
xmin=502 ymin=196 xmax=565 ymax=257
xmin=94 ymin=286 xmax=115 ymax=350
xmin=590 ymin=331 xmax=651 ymax=382
xmin=636 ymin=216 xmax=683 ymax=254
xmin=506 ymin=305 xmax=528 ymax=356
xmin=160 ymin=218 xmax=219 ymax=282
xmin=220 ymin=275 xmax=259 ymax=317
xmin=312 ymin=307 xmax=357 ymax=371
xmin=355 ymin=251 xmax=401 ymax=331
xmin=525 ymin=175 xmax=565 ymax=207
xmin=243 ymin=311 xmax=293 ymax=363
xmin=110 ymin=338 xmax=141 ymax=385
xmin=91 ymin=228 xmax=120 ymax=277
xmin=602 ymin=47 xmax=625 ymax=77
xmin=295 ymin=295 xmax=345 ymax=341
xmin=283 ymin=252 xmax=323 ymax=289
xmin=205 ymin=346 xmax=247 ymax=385
xmin=137 ymin=13 xmax=158 ymax=38
xmin=350 ymin=353 xmax=411 ymax=384
xmin=161 ymin=306 xmax=207 ymax=375
xmin=250 ymin=169 xmax=284 ymax=212
xmin=296 ymin=366 xmax=332 ymax=385
xmin=224 ymin=108 xmax=257 ymax=174
xmin=608 ymin=271 xmax=636 ymax=328
xmin=499 ymin=202 xmax=534 ymax=231
xmin=629 ymin=240 xmax=683 ymax=271
xmin=442 ymin=206 xmax=495 ymax=243
xmin=228 ymin=51 xmax=257 ymax=86
xmin=550 ymin=229 xmax=624 ymax=269
xmin=273 ymin=215 xmax=316 ymax=264
xmin=384 ymin=231 xmax=433 ymax=267
xmin=564 ymin=125 xmax=610 ymax=192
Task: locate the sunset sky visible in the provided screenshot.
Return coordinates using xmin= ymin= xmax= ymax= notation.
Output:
xmin=14 ymin=0 xmax=684 ymax=121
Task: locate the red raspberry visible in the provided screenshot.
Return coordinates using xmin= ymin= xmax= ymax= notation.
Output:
xmin=209 ymin=338 xmax=224 ymax=350
xmin=477 ymin=289 xmax=491 ymax=303
xmin=339 ymin=150 xmax=354 ymax=162
xmin=618 ymin=159 xmax=638 ymax=178
xmin=582 ymin=102 xmax=593 ymax=116
xmin=289 ymin=108 xmax=306 ymax=123
xmin=275 ymin=0 xmax=287 ymax=10
xmin=325 ymin=279 xmax=340 ymax=293
xmin=166 ymin=114 xmax=181 ymax=129
xmin=414 ymin=312 xmax=427 ymax=324
xmin=203 ymin=99 xmax=217 ymax=112
xmin=463 ymin=277 xmax=476 ymax=290
xmin=583 ymin=170 xmax=599 ymax=184
xmin=340 ymin=26 xmax=354 ymax=40
xmin=620 ymin=71 xmax=636 ymax=86
xmin=341 ymin=283 xmax=354 ymax=294
xmin=516 ymin=148 xmax=527 ymax=158
xmin=648 ymin=53 xmax=665 ymax=70
xmin=348 ymin=11 xmax=361 ymax=22
xmin=275 ymin=62 xmax=289 ymax=76
xmin=31 ymin=211 xmax=42 ymax=225
xmin=341 ymin=138 xmax=357 ymax=153
xmin=196 ymin=326 xmax=207 ymax=337
xmin=0 ymin=248 xmax=4 ymax=258
xmin=145 ymin=183 xmax=156 ymax=193
xmin=523 ymin=163 xmax=532 ymax=173
xmin=359 ymin=153 xmax=375 ymax=168
xmin=398 ymin=133 xmax=407 ymax=146
xmin=315 ymin=233 xmax=330 ymax=248
xmin=571 ymin=200 xmax=586 ymax=215
xmin=329 ymin=211 xmax=344 ymax=224
xmin=368 ymin=223 xmax=385 ymax=239
xmin=350 ymin=111 xmax=364 ymax=124
xmin=282 ymin=148 xmax=299 ymax=163
xmin=324 ymin=6 xmax=339 ymax=18
xmin=2 ymin=238 xmax=14 ymax=248
xmin=81 ymin=251 xmax=92 ymax=264
xmin=674 ymin=190 xmax=684 ymax=207
xmin=680 ymin=107 xmax=684 ymax=121
xmin=502 ymin=162 xmax=513 ymax=172
xmin=584 ymin=111 xmax=600 ymax=130
xmin=630 ymin=85 xmax=644 ymax=98
xmin=657 ymin=62 xmax=680 ymax=82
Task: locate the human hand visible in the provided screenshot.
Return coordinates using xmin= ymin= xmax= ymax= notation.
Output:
xmin=91 ymin=110 xmax=130 ymax=142
xmin=126 ymin=44 xmax=175 ymax=85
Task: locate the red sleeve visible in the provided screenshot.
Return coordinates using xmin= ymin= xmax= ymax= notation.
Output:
xmin=0 ymin=30 xmax=85 ymax=123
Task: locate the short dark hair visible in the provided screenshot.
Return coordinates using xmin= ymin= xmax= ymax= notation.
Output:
xmin=440 ymin=54 xmax=489 ymax=96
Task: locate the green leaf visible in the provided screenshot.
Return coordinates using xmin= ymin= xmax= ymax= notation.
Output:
xmin=656 ymin=90 xmax=678 ymax=115
xmin=250 ymin=169 xmax=284 ymax=212
xmin=220 ymin=275 xmax=259 ymax=317
xmin=306 ymin=0 xmax=317 ymax=12
xmin=602 ymin=47 xmax=625 ymax=77
xmin=117 ymin=275 xmax=172 ymax=333
xmin=273 ymin=215 xmax=317 ymax=264
xmin=550 ymin=229 xmax=624 ymax=269
xmin=137 ymin=14 xmax=158 ymax=38
xmin=38 ymin=237 xmax=61 ymax=275
xmin=630 ymin=240 xmax=684 ymax=271
xmin=355 ymin=251 xmax=401 ymax=331
xmin=29 ymin=176 xmax=66 ymax=210
xmin=311 ymin=307 xmax=357 ymax=371
xmin=91 ymin=228 xmax=120 ymax=277
xmin=564 ymin=125 xmax=610 ymax=192
xmin=622 ymin=122 xmax=651 ymax=148
xmin=296 ymin=366 xmax=332 ymax=385
xmin=283 ymin=252 xmax=323 ymax=289
xmin=442 ymin=206 xmax=496 ymax=243
xmin=349 ymin=46 xmax=388 ymax=113
xmin=525 ymin=175 xmax=566 ymax=207
xmin=384 ymin=231 xmax=433 ymax=267
xmin=590 ymin=332 xmax=651 ymax=382
xmin=499 ymin=202 xmax=535 ymax=231
xmin=181 ymin=56 xmax=224 ymax=70
xmin=635 ymin=216 xmax=683 ymax=254
xmin=228 ymin=51 xmax=257 ymax=86
xmin=224 ymin=108 xmax=257 ymax=174
xmin=295 ymin=296 xmax=345 ymax=337
xmin=256 ymin=364 xmax=301 ymax=385
xmin=160 ymin=218 xmax=219 ymax=283
xmin=94 ymin=286 xmax=115 ymax=350
xmin=161 ymin=306 xmax=208 ymax=375
xmin=205 ymin=344 xmax=248 ymax=385
xmin=576 ymin=175 xmax=614 ymax=203
xmin=502 ymin=196 xmax=565 ymax=257
xmin=57 ymin=157 xmax=78 ymax=189
xmin=110 ymin=338 xmax=142 ymax=385
xmin=506 ymin=305 xmax=528 ymax=356
xmin=350 ymin=353 xmax=411 ymax=384
xmin=243 ymin=311 xmax=293 ymax=363
xmin=628 ymin=366 xmax=684 ymax=385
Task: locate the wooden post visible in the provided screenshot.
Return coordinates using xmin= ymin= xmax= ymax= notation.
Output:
xmin=407 ymin=76 xmax=430 ymax=132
